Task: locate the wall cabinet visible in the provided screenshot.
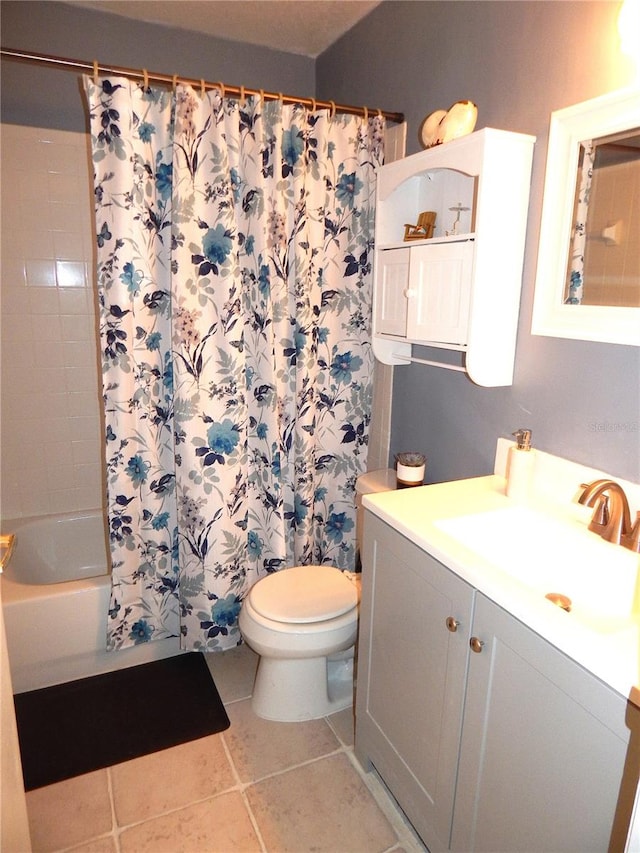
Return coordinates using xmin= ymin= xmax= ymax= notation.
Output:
xmin=355 ymin=512 xmax=639 ymax=852
xmin=376 ymin=241 xmax=474 ymax=346
xmin=372 ymin=128 xmax=535 ymax=386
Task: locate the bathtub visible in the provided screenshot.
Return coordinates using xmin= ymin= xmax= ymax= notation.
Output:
xmin=1 ymin=510 xmax=181 ymax=693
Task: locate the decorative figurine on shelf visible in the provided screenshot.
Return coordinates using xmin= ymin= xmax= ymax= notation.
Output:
xmin=419 ymin=100 xmax=478 ymax=148
xmin=404 ymin=210 xmax=437 ymax=241
xmin=446 ymin=203 xmax=470 ymax=236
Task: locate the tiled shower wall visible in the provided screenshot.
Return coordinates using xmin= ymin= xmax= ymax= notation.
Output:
xmin=1 ymin=124 xmax=104 ymax=519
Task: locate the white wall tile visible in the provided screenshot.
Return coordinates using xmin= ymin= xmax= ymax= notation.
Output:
xmin=58 ymin=287 xmax=90 ymax=314
xmin=33 ymin=342 xmax=65 ymax=368
xmin=45 ymin=462 xmax=81 ymax=492
xmin=68 ymin=391 xmax=99 ymax=417
xmin=71 ymin=417 xmax=101 ymax=444
xmin=1 ymin=282 xmax=29 ymax=312
xmin=1 ymin=315 xmax=33 ymax=343
xmin=71 ymin=439 xmax=101 ymax=465
xmin=45 ymin=415 xmax=78 ymax=444
xmin=47 ymin=441 xmax=75 ymax=467
xmin=28 ymin=286 xmax=60 ymax=314
xmin=56 ymin=261 xmax=87 ymax=288
xmin=54 ymin=230 xmax=85 ymax=261
xmin=0 ymin=260 xmax=27 ymax=290
xmin=48 ymin=173 xmax=81 ymax=204
xmin=25 ymin=258 xmax=56 ymax=287
xmin=74 ymin=462 xmax=102 ymax=488
xmin=63 ymin=339 xmax=96 ymax=368
xmin=31 ymin=314 xmax=62 ymax=341
xmin=17 ymin=170 xmax=44 ymax=201
xmin=21 ymin=140 xmax=50 ymax=173
xmin=65 ymin=365 xmax=100 ymax=393
xmin=1 ymin=124 xmax=104 ymax=520
xmin=46 ymin=140 xmax=86 ymax=175
xmin=50 ymin=202 xmax=85 ymax=233
xmin=8 ymin=229 xmax=55 ymax=262
xmin=60 ymin=313 xmax=92 ymax=341
xmin=19 ymin=203 xmax=52 ymax=233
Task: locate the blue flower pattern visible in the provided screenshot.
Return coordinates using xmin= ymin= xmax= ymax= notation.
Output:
xmin=85 ymin=76 xmax=383 ymax=652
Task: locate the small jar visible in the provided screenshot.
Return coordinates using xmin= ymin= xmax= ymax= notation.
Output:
xmin=395 ymin=452 xmax=426 ymax=489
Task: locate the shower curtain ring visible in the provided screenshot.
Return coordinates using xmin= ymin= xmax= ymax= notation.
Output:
xmin=240 ymin=85 xmax=246 ymax=106
xmin=363 ymin=106 xmax=368 ymax=121
xmin=200 ymin=79 xmax=206 ymax=98
xmin=311 ymin=98 xmax=317 ymax=112
xmin=215 ymin=81 xmax=225 ymax=99
xmin=330 ymin=100 xmax=336 ymax=118
xmin=92 ymin=60 xmax=99 ymax=85
xmin=172 ymin=74 xmax=178 ymax=91
xmin=142 ymin=69 xmax=149 ymax=89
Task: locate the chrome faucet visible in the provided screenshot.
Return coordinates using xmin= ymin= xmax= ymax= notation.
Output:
xmin=578 ymin=479 xmax=640 ymax=552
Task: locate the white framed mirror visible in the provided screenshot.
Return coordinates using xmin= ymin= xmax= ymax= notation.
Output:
xmin=531 ymin=87 xmax=640 ymax=346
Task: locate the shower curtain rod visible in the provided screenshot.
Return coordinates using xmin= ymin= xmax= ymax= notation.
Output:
xmin=0 ymin=47 xmax=404 ymax=123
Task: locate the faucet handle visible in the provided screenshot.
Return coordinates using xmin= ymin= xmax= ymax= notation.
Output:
xmin=622 ymin=512 xmax=640 ymax=553
xmin=587 ymin=494 xmax=610 ymax=534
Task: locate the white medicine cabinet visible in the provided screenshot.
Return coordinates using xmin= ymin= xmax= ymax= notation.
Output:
xmin=373 ymin=128 xmax=536 ymax=387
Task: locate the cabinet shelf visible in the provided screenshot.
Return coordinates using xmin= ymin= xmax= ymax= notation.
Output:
xmin=375 ymin=335 xmax=468 ymax=351
xmin=378 ymin=233 xmax=475 ymax=251
xmin=372 ymin=128 xmax=535 ymax=386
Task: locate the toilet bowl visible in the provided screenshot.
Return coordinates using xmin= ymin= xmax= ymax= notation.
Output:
xmin=239 ymin=469 xmax=396 ymax=722
xmin=239 ymin=564 xmax=360 ymax=721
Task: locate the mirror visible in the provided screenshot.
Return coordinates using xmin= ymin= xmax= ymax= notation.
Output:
xmin=532 ymin=87 xmax=640 ymax=345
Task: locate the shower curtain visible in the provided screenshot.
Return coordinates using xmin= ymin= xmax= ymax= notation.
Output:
xmin=565 ymin=139 xmax=594 ymax=304
xmin=84 ymin=76 xmax=383 ymax=652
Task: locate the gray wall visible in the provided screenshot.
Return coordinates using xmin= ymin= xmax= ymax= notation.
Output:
xmin=318 ymin=1 xmax=640 ymax=484
xmin=0 ymin=1 xmax=315 ymax=131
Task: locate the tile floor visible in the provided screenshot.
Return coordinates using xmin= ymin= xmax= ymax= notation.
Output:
xmin=24 ymin=645 xmax=427 ymax=852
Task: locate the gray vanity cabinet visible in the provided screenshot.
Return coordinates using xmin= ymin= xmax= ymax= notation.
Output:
xmin=355 ymin=511 xmax=474 ymax=852
xmin=356 ymin=512 xmax=640 ymax=852
xmin=451 ymin=593 xmax=638 ymax=853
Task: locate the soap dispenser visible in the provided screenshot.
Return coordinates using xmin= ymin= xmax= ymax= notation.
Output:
xmin=506 ymin=428 xmax=535 ymax=502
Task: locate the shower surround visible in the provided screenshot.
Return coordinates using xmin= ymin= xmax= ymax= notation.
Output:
xmin=0 ymin=123 xmax=103 ymax=520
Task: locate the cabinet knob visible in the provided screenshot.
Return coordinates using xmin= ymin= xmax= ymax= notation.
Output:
xmin=403 ymin=287 xmax=416 ymax=298
xmin=445 ymin=616 xmax=460 ymax=633
xmin=470 ymin=636 xmax=485 ymax=653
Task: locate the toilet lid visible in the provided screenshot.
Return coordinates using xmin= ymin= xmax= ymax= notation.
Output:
xmin=249 ymin=565 xmax=358 ymax=624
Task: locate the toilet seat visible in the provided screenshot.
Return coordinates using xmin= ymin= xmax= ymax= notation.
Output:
xmin=249 ymin=565 xmax=358 ymax=624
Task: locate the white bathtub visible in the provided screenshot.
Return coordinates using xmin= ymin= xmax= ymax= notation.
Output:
xmin=1 ymin=510 xmax=181 ymax=693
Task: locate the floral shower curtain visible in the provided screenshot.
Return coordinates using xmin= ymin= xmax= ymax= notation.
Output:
xmin=565 ymin=139 xmax=594 ymax=304
xmin=84 ymin=76 xmax=383 ymax=652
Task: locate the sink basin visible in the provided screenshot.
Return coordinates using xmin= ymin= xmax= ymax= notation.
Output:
xmin=435 ymin=506 xmax=640 ymax=633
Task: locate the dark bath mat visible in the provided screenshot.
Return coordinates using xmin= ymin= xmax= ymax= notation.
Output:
xmin=14 ymin=652 xmax=230 ymax=790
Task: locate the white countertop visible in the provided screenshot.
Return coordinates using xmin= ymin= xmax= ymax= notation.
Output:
xmin=363 ymin=468 xmax=640 ymax=705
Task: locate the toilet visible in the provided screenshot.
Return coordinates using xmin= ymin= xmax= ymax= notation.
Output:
xmin=239 ymin=469 xmax=395 ymax=722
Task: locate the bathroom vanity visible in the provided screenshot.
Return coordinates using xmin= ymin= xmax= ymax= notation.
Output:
xmin=355 ymin=442 xmax=640 ymax=852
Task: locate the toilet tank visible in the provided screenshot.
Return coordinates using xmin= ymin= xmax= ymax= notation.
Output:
xmin=355 ymin=469 xmax=396 ymax=560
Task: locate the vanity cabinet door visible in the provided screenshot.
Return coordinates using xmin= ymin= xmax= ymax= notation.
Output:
xmin=451 ymin=594 xmax=638 ymax=853
xmin=355 ymin=512 xmax=474 ymax=852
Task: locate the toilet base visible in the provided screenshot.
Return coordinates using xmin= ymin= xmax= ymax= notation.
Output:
xmin=251 ymin=649 xmax=355 ymax=722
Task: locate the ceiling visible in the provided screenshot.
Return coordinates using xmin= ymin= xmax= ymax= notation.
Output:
xmin=64 ymin=1 xmax=382 ymax=58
